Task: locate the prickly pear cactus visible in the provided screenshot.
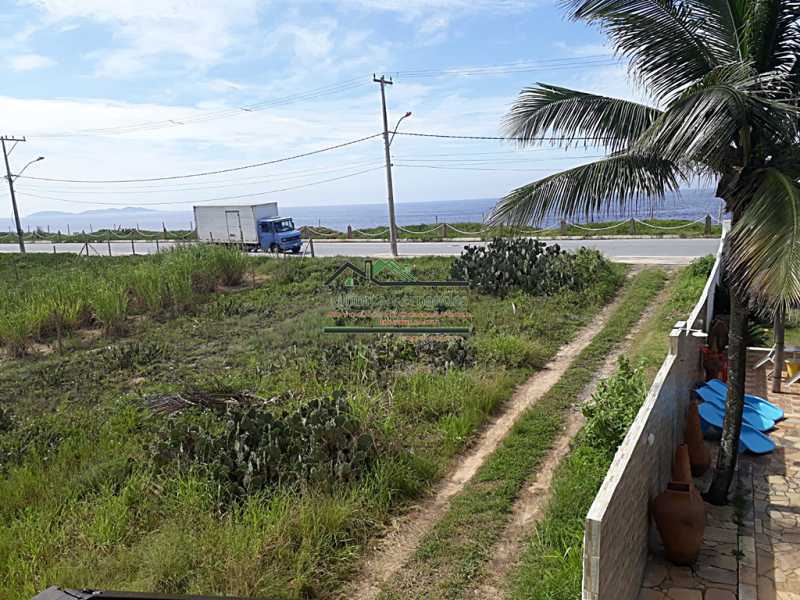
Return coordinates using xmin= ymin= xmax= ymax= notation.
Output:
xmin=151 ymin=391 xmax=376 ymax=497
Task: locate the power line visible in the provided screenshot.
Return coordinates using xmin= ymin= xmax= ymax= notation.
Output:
xmin=395 ymin=163 xmax=581 ymax=173
xmin=18 ymin=160 xmax=385 ymax=194
xmin=17 ymin=166 xmax=385 ymax=207
xmin=394 ymin=56 xmax=618 ymax=79
xmin=393 ymin=132 xmax=614 ymax=141
xmin=15 ymin=133 xmax=383 ymax=184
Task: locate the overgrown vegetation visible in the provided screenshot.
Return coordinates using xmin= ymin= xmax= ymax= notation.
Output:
xmin=0 ymin=250 xmax=622 ymax=599
xmin=508 ymin=257 xmax=714 ymax=600
xmin=0 ymin=246 xmax=248 ymax=356
xmin=379 ymin=268 xmax=667 ymax=600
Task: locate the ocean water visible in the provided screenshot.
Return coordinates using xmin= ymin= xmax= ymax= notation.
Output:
xmin=14 ymin=189 xmax=724 ymax=234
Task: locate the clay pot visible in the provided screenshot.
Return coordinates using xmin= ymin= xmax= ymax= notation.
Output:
xmin=652 ymin=481 xmax=706 ymax=565
xmin=686 ymin=403 xmax=710 ymax=476
xmin=672 ymin=444 xmax=693 ymax=484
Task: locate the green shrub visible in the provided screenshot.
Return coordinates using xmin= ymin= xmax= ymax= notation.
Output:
xmin=451 ymin=238 xmax=619 ymax=298
xmin=581 ymin=357 xmax=647 ymax=455
xmin=688 ymin=254 xmax=715 ymax=278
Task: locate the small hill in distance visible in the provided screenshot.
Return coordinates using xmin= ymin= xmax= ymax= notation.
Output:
xmin=27 ymin=207 xmax=159 ymax=218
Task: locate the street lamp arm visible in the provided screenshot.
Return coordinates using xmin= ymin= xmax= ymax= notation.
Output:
xmin=11 ymin=156 xmax=45 ymax=180
xmin=388 ymin=112 xmax=412 ymax=147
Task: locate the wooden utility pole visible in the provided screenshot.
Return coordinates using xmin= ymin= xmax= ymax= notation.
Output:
xmin=1 ymin=136 xmax=27 ymax=253
xmin=374 ymin=75 xmax=399 ymax=257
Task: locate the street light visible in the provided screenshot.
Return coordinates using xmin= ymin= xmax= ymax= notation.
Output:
xmin=389 ymin=112 xmax=412 ymax=147
xmin=3 ymin=154 xmax=45 ymax=253
xmin=14 ymin=156 xmax=45 ymax=180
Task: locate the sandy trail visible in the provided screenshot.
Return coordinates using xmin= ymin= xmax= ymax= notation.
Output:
xmin=471 ymin=281 xmax=671 ymax=599
xmin=344 ymin=290 xmax=631 ymax=600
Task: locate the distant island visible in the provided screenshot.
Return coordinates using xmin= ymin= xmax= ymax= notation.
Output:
xmin=26 ymin=207 xmax=161 ymax=218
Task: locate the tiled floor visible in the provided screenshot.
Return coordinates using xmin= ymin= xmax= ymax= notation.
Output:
xmin=742 ymin=358 xmax=800 ymax=600
xmin=639 ymin=353 xmax=800 ymax=600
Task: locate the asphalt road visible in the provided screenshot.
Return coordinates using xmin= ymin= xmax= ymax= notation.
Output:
xmin=0 ymin=237 xmax=720 ymax=264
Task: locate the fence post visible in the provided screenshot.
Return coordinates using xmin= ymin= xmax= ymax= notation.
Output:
xmin=107 ymin=236 xmax=112 ymax=257
xmin=560 ymin=219 xmax=568 ymax=235
xmin=347 ymin=225 xmax=352 ymax=239
xmin=629 ymin=218 xmax=637 ymax=234
xmin=704 ymin=214 xmax=712 ymax=236
xmin=131 ymin=233 xmax=136 ymax=256
xmin=156 ymin=239 xmax=160 ymax=254
xmin=53 ymin=244 xmax=56 ymax=254
xmin=309 ymin=238 xmax=315 ymax=258
xmin=442 ymin=223 xmax=448 ymax=239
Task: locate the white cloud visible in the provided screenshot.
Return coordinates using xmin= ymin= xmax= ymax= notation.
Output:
xmin=22 ymin=0 xmax=262 ymax=77
xmin=9 ymin=52 xmax=56 ymax=71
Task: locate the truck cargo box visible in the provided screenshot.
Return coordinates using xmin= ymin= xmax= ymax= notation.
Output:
xmin=194 ymin=203 xmax=279 ymax=245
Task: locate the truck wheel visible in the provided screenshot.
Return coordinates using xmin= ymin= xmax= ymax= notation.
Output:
xmin=291 ymin=247 xmax=301 ymax=254
xmin=269 ymin=243 xmax=279 ymax=253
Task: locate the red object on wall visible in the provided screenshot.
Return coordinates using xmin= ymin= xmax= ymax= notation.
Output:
xmin=701 ymin=346 xmax=728 ymax=382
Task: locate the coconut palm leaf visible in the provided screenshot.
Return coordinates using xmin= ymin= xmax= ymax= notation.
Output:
xmin=563 ymin=0 xmax=727 ymax=99
xmin=743 ymin=0 xmax=800 ymax=72
xmin=727 ymin=168 xmax=800 ymax=311
xmin=634 ymin=65 xmax=798 ymax=166
xmin=503 ymin=84 xmax=661 ymax=151
xmin=487 ymin=154 xmax=684 ymax=225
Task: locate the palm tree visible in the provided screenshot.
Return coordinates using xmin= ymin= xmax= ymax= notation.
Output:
xmin=491 ymin=0 xmax=800 ymax=504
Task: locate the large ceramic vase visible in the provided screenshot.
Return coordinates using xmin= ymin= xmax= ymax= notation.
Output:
xmin=686 ymin=403 xmax=710 ymax=476
xmin=652 ymin=481 xmax=706 ymax=565
xmin=672 ymin=444 xmax=693 ymax=484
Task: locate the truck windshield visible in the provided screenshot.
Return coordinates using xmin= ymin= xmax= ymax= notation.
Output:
xmin=274 ymin=219 xmax=294 ymax=233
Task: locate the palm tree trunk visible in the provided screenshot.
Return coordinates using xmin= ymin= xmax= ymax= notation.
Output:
xmin=772 ymin=307 xmax=785 ymax=394
xmin=705 ymin=287 xmax=748 ymax=505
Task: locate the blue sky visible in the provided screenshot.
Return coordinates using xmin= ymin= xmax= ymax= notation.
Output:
xmin=0 ymin=0 xmax=640 ymax=219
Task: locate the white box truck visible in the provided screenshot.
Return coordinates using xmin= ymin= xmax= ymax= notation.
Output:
xmin=193 ymin=203 xmax=302 ymax=253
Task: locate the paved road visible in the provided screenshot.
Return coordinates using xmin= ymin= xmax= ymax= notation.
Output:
xmin=308 ymin=238 xmax=721 ymax=264
xmin=0 ymin=237 xmax=720 ymax=264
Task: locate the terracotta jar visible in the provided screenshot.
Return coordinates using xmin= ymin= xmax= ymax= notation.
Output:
xmin=652 ymin=481 xmax=706 ymax=564
xmin=672 ymin=444 xmax=693 ymax=484
xmin=686 ymin=403 xmax=710 ymax=476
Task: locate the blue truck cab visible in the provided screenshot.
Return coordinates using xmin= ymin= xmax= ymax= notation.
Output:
xmin=258 ymin=217 xmax=302 ymax=253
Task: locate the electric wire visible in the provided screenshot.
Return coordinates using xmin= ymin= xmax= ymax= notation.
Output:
xmin=16 ymin=165 xmax=385 ymax=207
xmin=15 ymin=133 xmax=383 ymax=183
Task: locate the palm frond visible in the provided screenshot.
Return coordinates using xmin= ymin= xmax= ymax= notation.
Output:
xmin=634 ymin=63 xmax=798 ymax=167
xmin=503 ymin=84 xmax=661 ymax=152
xmin=744 ymin=0 xmax=800 ymax=73
xmin=487 ymin=154 xmax=684 ymax=226
xmin=563 ymin=0 xmax=726 ymax=100
xmin=727 ymin=167 xmax=800 ymax=311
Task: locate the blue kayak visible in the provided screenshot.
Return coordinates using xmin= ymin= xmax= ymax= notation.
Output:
xmin=697 ymin=402 xmax=776 ymax=454
xmin=695 ymin=386 xmax=775 ymax=431
xmin=706 ymin=379 xmax=785 ymax=422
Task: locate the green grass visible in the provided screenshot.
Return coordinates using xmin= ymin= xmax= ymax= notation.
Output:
xmin=299 ymin=219 xmax=722 ymax=240
xmin=0 ymin=253 xmax=623 ymax=599
xmin=0 ymin=229 xmax=196 ymax=244
xmin=0 ymin=246 xmax=248 ymax=355
xmin=379 ymin=268 xmax=668 ymax=600
xmin=506 ymin=258 xmax=715 ymax=600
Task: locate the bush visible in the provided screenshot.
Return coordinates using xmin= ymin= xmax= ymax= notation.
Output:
xmin=581 ymin=357 xmax=647 ymax=455
xmin=151 ymin=392 xmax=376 ymax=497
xmin=451 ymin=238 xmax=618 ymax=298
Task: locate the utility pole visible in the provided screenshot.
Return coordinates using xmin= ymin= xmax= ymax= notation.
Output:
xmin=1 ymin=136 xmax=26 ymax=253
xmin=374 ymin=74 xmax=399 ymax=257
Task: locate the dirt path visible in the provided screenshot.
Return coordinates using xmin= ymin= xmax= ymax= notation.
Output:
xmin=471 ymin=281 xmax=672 ymax=599
xmin=343 ymin=291 xmax=631 ymax=600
